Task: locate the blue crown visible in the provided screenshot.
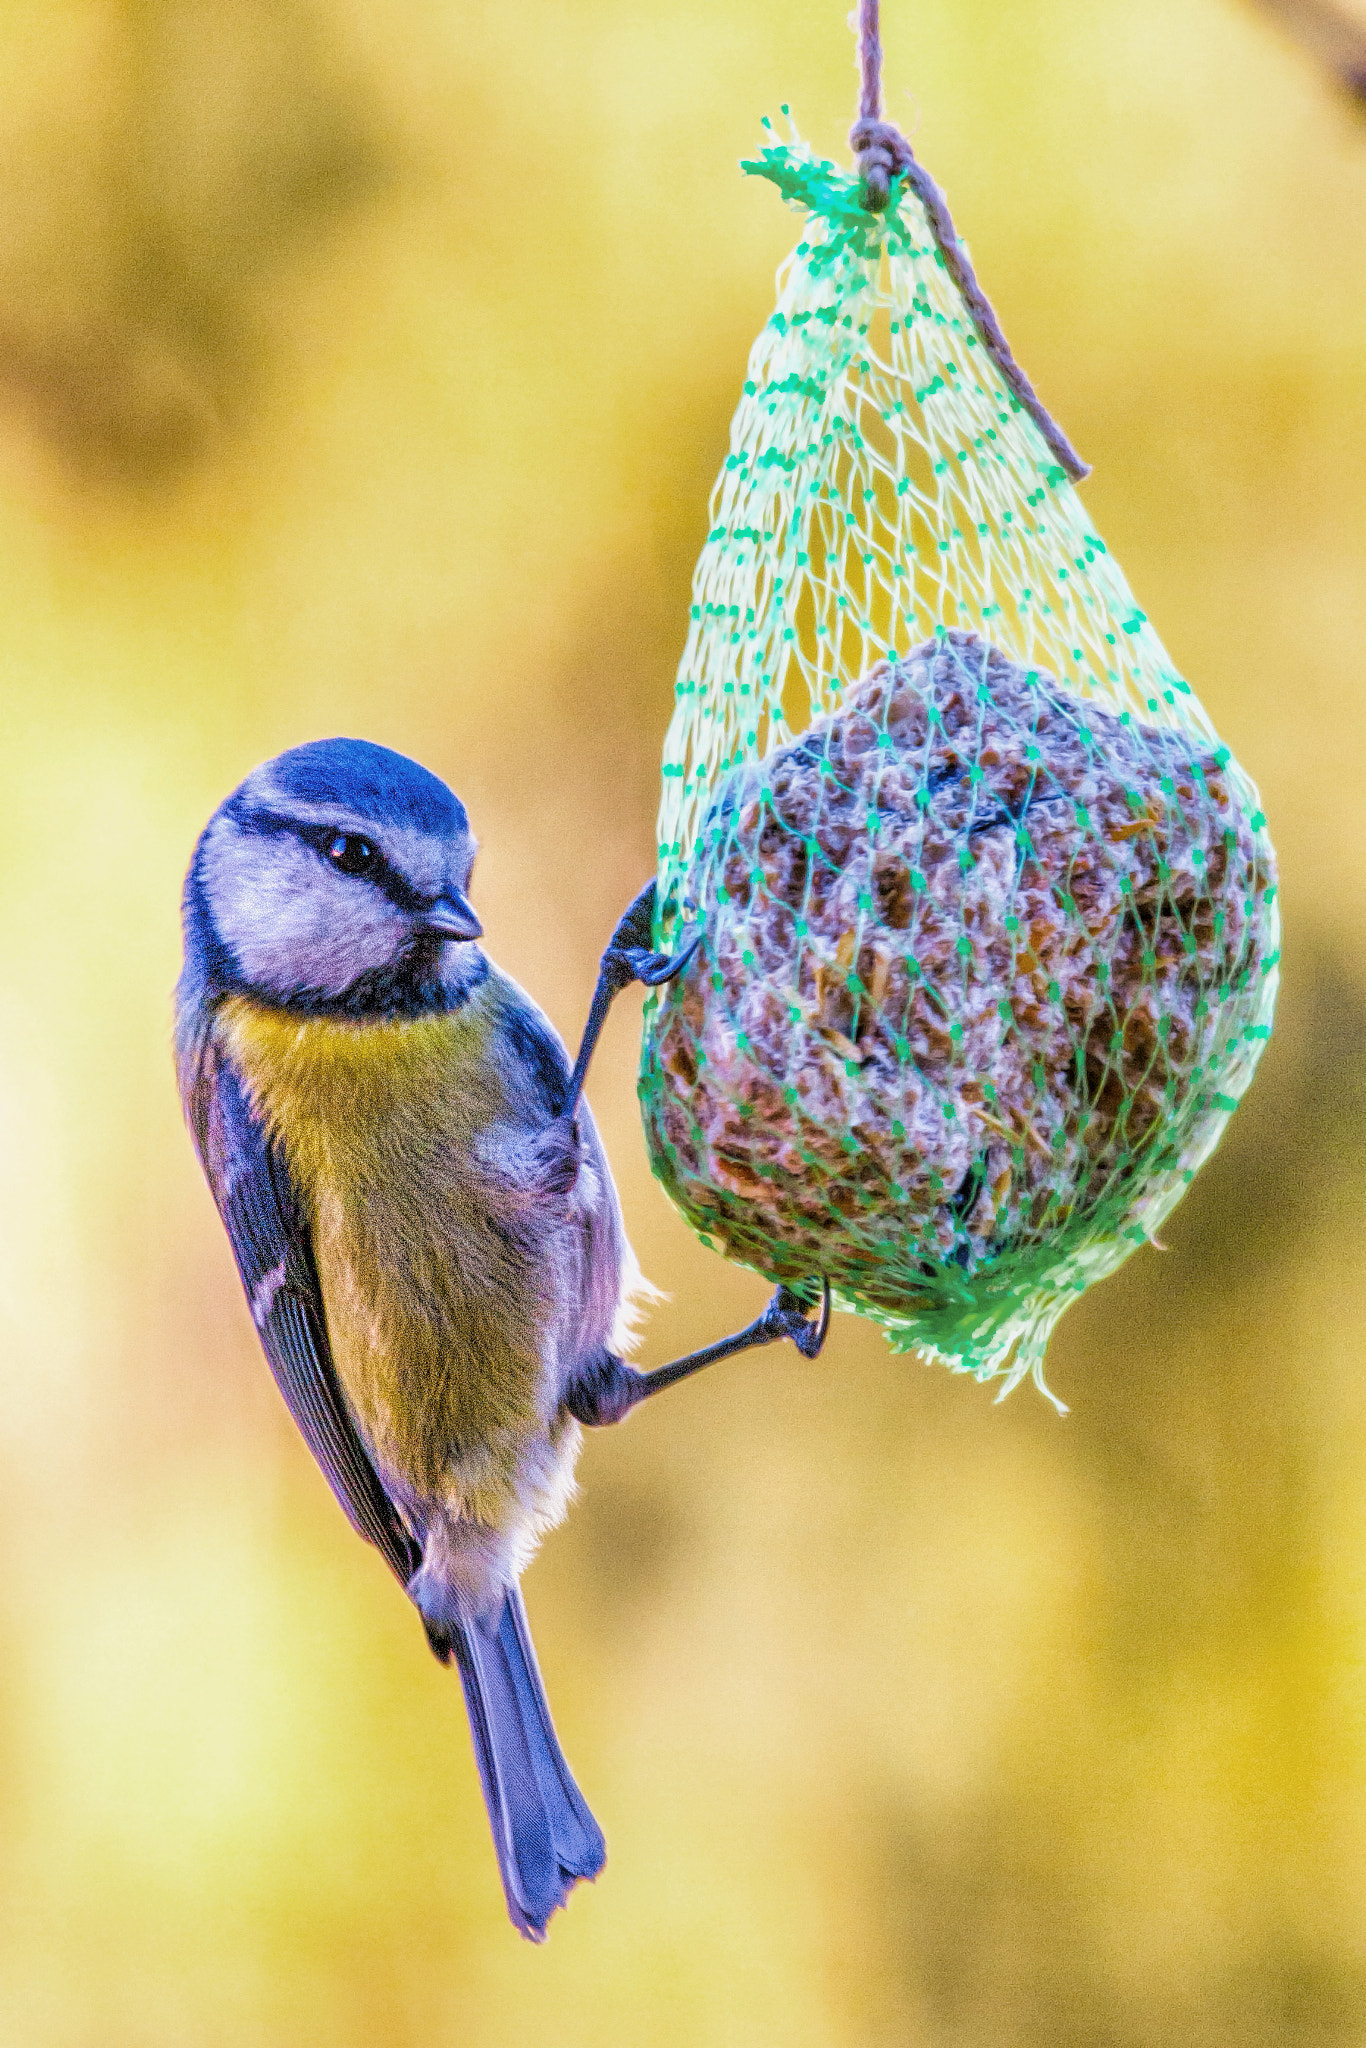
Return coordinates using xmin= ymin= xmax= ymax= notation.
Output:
xmin=267 ymin=738 xmax=466 ymax=836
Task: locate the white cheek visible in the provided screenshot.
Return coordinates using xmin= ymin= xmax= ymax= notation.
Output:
xmin=206 ymin=823 xmax=409 ymax=997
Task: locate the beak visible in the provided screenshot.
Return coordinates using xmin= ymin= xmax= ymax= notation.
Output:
xmin=416 ymin=887 xmax=483 ymax=943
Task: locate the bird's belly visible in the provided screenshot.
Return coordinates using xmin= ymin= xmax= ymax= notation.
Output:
xmin=311 ymin=1172 xmax=554 ymax=1524
xmin=220 ymin=997 xmax=561 ymax=1526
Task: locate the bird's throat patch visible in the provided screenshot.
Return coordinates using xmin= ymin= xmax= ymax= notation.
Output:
xmin=217 ymin=992 xmax=501 ymax=1187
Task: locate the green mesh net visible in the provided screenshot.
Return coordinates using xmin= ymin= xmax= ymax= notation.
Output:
xmin=637 ymin=121 xmax=1279 ymax=1400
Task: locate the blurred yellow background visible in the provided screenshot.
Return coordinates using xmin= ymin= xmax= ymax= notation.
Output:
xmin=0 ymin=0 xmax=1362 ymax=2041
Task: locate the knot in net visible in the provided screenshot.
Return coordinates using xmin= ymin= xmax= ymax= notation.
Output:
xmin=637 ymin=121 xmax=1279 ymax=1399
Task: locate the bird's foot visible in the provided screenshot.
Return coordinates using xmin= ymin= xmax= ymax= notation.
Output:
xmin=602 ymin=880 xmax=703 ymax=993
xmin=759 ymin=1279 xmax=832 ymax=1359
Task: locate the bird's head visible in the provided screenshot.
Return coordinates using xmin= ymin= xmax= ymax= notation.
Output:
xmin=183 ymin=737 xmax=486 ymax=1017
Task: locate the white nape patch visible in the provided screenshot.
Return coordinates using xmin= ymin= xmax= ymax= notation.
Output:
xmin=250 ymin=1257 xmax=289 ymax=1327
xmin=204 ymin=811 xmax=413 ymax=1000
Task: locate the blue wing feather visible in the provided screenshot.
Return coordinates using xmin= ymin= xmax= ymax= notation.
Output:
xmin=187 ymin=1028 xmax=420 ymax=1586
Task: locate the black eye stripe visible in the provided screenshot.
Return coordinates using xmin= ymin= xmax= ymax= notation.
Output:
xmin=304 ymin=827 xmax=428 ymax=910
xmin=236 ymin=807 xmax=431 ymax=912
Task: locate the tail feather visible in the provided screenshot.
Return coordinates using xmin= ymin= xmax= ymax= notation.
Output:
xmin=451 ymin=1585 xmax=606 ymax=1940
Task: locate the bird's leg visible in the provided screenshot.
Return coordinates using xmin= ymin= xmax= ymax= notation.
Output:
xmin=528 ymin=882 xmax=700 ymax=1201
xmin=559 ymin=880 xmax=703 ymax=1124
xmin=565 ymin=1280 xmax=832 ymax=1427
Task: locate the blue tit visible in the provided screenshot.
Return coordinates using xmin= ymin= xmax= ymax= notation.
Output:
xmin=177 ymin=737 xmax=829 ymax=1940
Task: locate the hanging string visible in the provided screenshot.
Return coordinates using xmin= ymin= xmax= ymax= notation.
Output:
xmin=849 ymin=0 xmax=1090 ymax=483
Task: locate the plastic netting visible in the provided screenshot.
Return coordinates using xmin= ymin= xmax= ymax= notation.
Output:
xmin=637 ymin=122 xmax=1279 ymax=1398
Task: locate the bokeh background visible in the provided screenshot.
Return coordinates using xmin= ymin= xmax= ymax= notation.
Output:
xmin=0 ymin=1 xmax=1362 ymax=2041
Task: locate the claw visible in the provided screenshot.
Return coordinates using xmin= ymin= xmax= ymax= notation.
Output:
xmin=603 ymin=880 xmax=704 ymax=991
xmin=617 ymin=924 xmax=704 ymax=989
xmin=763 ymin=1277 xmax=832 ymax=1360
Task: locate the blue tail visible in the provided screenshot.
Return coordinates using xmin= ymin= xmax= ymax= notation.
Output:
xmin=450 ymin=1586 xmax=606 ymax=1940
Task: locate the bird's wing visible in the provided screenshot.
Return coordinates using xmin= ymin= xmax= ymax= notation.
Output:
xmin=187 ymin=1030 xmax=421 ymax=1587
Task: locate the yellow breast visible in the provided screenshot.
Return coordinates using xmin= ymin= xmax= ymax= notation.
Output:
xmin=217 ymin=988 xmax=550 ymax=1522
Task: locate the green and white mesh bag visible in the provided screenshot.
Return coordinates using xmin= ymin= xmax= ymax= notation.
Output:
xmin=637 ymin=120 xmax=1279 ymax=1400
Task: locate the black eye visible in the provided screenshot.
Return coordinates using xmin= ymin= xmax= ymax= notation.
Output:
xmin=325 ymin=832 xmax=377 ymax=876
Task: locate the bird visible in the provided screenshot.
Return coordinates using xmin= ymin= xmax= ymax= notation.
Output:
xmin=176 ymin=736 xmax=829 ymax=1940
